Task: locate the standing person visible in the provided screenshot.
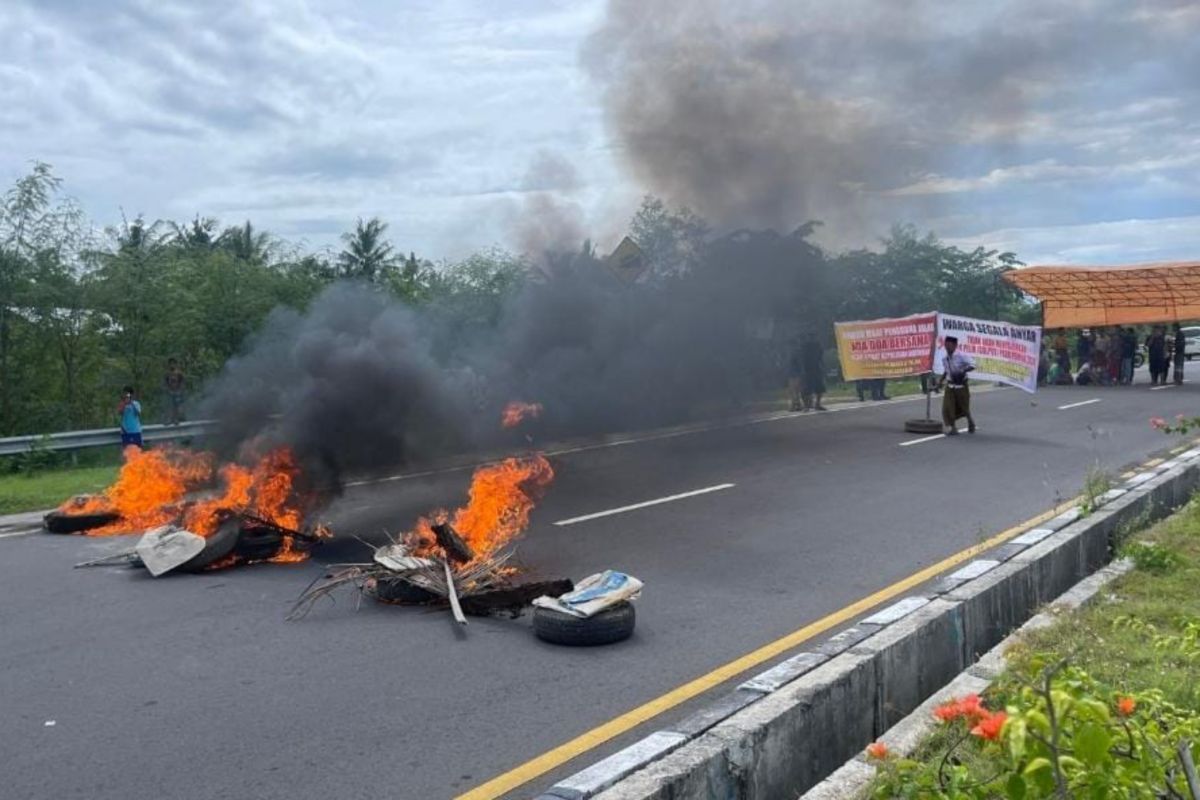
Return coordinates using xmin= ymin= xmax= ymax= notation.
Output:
xmin=1052 ymin=329 xmax=1070 ymax=371
xmin=800 ymin=332 xmax=827 ymax=411
xmin=1120 ymin=328 xmax=1137 ymax=385
xmin=1106 ymin=328 xmax=1121 ymax=384
xmin=1091 ymin=331 xmax=1108 ymax=384
xmin=164 ymin=358 xmax=186 ymax=424
xmin=1076 ymin=329 xmax=1093 ymax=370
xmin=117 ymin=385 xmax=143 ymax=449
xmin=1173 ymin=323 xmax=1187 ymax=386
xmin=1147 ymin=326 xmax=1168 ymax=386
xmin=938 ymin=336 xmax=976 ymax=435
xmin=787 ymin=338 xmax=804 ymax=411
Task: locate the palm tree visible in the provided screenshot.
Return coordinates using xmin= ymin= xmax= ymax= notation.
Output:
xmin=218 ymin=220 xmax=272 ymax=265
xmin=170 ymin=216 xmax=219 ymax=251
xmin=337 ymin=217 xmax=396 ymax=281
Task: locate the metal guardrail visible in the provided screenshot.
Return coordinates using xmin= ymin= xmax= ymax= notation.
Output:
xmin=0 ymin=419 xmax=216 ymax=456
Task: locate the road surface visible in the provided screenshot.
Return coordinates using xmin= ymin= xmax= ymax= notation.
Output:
xmin=1 ymin=381 xmax=1197 ymax=800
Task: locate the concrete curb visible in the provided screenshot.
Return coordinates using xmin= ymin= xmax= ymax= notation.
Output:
xmin=799 ymin=558 xmax=1135 ymax=799
xmin=535 ymin=449 xmax=1200 ymax=800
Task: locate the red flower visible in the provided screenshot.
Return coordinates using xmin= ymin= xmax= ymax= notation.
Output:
xmin=971 ymin=711 xmax=1008 ymax=741
xmin=934 ymin=694 xmax=989 ymax=723
xmin=934 ymin=700 xmax=960 ymax=722
xmin=866 ymin=741 xmax=890 ymax=760
xmin=1151 ymin=416 xmax=1168 ymax=430
xmin=1117 ymin=696 xmax=1136 ymax=716
xmin=957 ymin=694 xmax=987 ymax=722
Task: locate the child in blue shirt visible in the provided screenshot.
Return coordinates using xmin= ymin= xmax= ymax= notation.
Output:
xmin=117 ymin=385 xmax=143 ymax=448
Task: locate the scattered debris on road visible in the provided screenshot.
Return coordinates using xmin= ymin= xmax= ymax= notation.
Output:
xmin=75 ymin=512 xmax=329 ymax=575
xmin=289 ymin=454 xmax=568 ymax=624
xmin=52 ymin=445 xmax=331 ymax=569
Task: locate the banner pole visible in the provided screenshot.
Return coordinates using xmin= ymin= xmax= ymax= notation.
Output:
xmin=904 ymin=313 xmax=942 ymax=434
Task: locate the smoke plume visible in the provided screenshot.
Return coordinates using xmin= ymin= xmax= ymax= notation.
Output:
xmin=200 ymin=0 xmax=1200 ymax=491
xmin=583 ymin=0 xmax=1200 ymax=241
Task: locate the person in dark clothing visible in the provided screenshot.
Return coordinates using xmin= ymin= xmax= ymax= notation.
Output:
xmin=800 ymin=334 xmax=827 ymax=411
xmin=787 ymin=341 xmax=805 ymax=411
xmin=1147 ymin=326 xmax=1168 ymax=385
xmin=1076 ymin=329 xmax=1093 ymax=367
xmin=871 ymin=378 xmax=889 ymax=401
xmin=1052 ymin=330 xmax=1070 ymax=372
xmin=1173 ymin=323 xmax=1186 ymax=385
xmin=1119 ymin=328 xmax=1137 ymax=385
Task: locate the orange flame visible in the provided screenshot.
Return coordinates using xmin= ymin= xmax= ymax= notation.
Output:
xmin=62 ymin=445 xmax=313 ymax=564
xmin=501 ymin=401 xmax=543 ymax=429
xmin=409 ymin=454 xmax=554 ymax=562
xmin=182 ymin=448 xmax=306 ymax=537
xmin=60 ymin=446 xmax=213 ymax=535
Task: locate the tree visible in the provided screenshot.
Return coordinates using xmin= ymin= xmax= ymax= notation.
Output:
xmin=218 ymin=220 xmax=272 ymax=265
xmin=337 ymin=217 xmax=396 ymax=281
xmin=629 ymin=195 xmax=709 ymax=279
xmin=0 ymin=162 xmax=87 ymax=433
xmin=170 ymin=216 xmax=219 ymax=251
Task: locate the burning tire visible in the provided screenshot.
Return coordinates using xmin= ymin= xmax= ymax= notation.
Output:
xmin=533 ymin=602 xmax=636 ymax=646
xmin=43 ymin=509 xmax=121 ymax=534
xmin=177 ymin=517 xmax=241 ymax=572
xmin=234 ymin=525 xmax=288 ymax=561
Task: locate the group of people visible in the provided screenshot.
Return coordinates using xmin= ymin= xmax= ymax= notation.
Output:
xmin=1044 ymin=324 xmax=1187 ymax=387
xmin=114 ymin=359 xmax=189 ymax=449
xmin=787 ymin=332 xmax=897 ymax=412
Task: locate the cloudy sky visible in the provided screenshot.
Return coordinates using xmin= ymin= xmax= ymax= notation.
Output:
xmin=2 ymin=0 xmax=1198 ymax=264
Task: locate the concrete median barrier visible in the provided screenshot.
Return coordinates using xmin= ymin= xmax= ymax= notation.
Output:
xmin=538 ymin=453 xmax=1200 ymax=800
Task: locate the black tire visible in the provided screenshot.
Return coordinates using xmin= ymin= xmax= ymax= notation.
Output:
xmin=42 ymin=510 xmax=121 ymax=534
xmin=178 ymin=517 xmax=241 ymax=572
xmin=533 ymin=602 xmax=636 ymax=646
xmin=373 ymin=576 xmax=439 ymax=605
xmin=233 ymin=526 xmax=286 ymax=561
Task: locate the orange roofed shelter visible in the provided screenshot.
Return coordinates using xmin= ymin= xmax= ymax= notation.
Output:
xmin=1003 ymin=261 xmax=1200 ymax=328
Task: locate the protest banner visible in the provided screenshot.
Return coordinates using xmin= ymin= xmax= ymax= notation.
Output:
xmin=833 ymin=312 xmax=937 ymax=381
xmin=933 ymin=313 xmax=1042 ymax=393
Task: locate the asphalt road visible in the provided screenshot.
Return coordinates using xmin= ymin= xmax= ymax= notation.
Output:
xmin=2 ymin=380 xmax=1197 ymax=800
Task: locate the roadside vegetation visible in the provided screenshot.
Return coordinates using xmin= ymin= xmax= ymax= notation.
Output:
xmin=1 ymin=163 xmax=1030 ymax=440
xmin=865 ymin=493 xmax=1200 ymax=798
xmin=1078 ymin=464 xmax=1114 ymax=517
xmin=0 ymin=446 xmax=121 ymax=514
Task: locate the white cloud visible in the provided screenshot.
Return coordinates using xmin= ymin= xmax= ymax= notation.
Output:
xmin=947 ymin=215 xmax=1200 ymax=266
xmin=0 ymin=0 xmax=1197 ymax=265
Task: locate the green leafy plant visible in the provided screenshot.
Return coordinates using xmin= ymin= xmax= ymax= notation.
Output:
xmin=1120 ymin=540 xmax=1185 ymax=574
xmin=1079 ymin=465 xmax=1112 ymax=517
xmin=13 ymin=435 xmax=58 ymax=476
xmin=868 ymin=660 xmax=1200 ymax=799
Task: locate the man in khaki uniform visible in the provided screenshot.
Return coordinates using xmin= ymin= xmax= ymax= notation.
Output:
xmin=938 ymin=336 xmax=976 ymax=435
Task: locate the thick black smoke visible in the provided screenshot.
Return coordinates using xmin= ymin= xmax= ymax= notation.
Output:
xmin=199 ymin=283 xmax=476 ymax=487
xmin=200 ymin=225 xmax=828 ymax=487
xmin=582 ymin=0 xmax=1200 ymax=243
xmin=200 ymin=0 xmax=1200 ymax=488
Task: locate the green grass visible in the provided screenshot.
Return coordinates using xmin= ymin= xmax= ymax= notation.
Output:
xmin=864 ymin=492 xmax=1200 ymax=797
xmin=1005 ymin=496 xmax=1200 ymax=709
xmin=0 ymin=464 xmax=119 ymax=515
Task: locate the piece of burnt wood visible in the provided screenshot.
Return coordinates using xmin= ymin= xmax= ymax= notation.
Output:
xmin=459 ymin=579 xmax=574 ymax=618
xmin=373 ymin=576 xmax=439 ymax=605
xmin=43 ymin=509 xmax=121 ymax=534
xmin=431 ymin=522 xmax=475 ymax=564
